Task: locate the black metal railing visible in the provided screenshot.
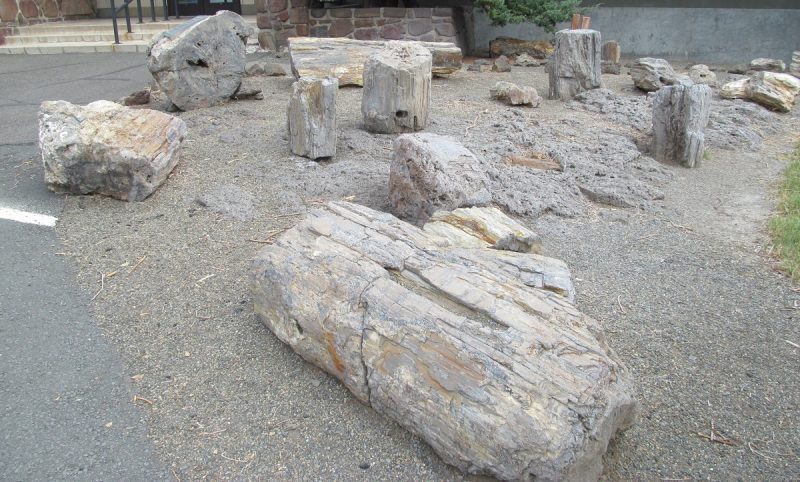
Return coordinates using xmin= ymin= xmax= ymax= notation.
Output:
xmin=110 ymin=0 xmax=175 ymax=44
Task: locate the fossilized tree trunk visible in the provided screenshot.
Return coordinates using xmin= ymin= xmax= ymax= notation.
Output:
xmin=251 ymin=201 xmax=637 ymax=481
xmin=287 ymin=76 xmax=338 ymax=160
xmin=652 ymin=83 xmax=712 ymax=168
xmin=362 ymin=42 xmax=431 ymax=134
xmin=548 ymin=29 xmax=602 ymax=101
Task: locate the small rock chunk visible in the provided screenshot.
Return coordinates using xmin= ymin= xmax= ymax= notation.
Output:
xmin=491 ymin=55 xmax=512 ymax=72
xmin=687 ymin=64 xmax=717 ymax=86
xmin=490 ymin=81 xmax=542 ymax=106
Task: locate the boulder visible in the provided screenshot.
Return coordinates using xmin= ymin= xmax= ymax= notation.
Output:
xmin=548 ymin=29 xmax=602 ymax=101
xmin=288 ymin=76 xmax=338 ymax=160
xmin=749 ymin=58 xmax=785 ymax=72
xmin=489 ymin=36 xmax=553 ymax=59
xmin=630 ymin=58 xmax=688 ymax=92
xmin=687 ymin=64 xmax=717 ymax=86
xmin=251 ymin=200 xmax=637 ymax=481
xmin=720 ymin=77 xmax=749 ymax=99
xmin=490 ymin=81 xmax=542 ymax=106
xmin=720 ymin=72 xmax=800 ymax=112
xmin=652 ymin=83 xmax=712 ymax=168
xmin=288 ymin=37 xmax=462 ymax=87
xmin=422 ymin=206 xmax=543 ymax=255
xmin=362 ymin=42 xmax=431 ymax=134
xmin=492 ymin=55 xmax=512 ymax=72
xmin=513 ymin=52 xmax=545 ymax=67
xmin=790 ymin=51 xmax=799 ymax=78
xmin=389 ymin=133 xmax=490 ymax=224
xmin=147 ymin=11 xmax=254 ymax=111
xmin=39 ymin=100 xmax=187 ymax=201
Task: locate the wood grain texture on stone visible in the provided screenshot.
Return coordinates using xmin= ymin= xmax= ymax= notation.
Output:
xmin=548 ymin=29 xmax=602 ymax=101
xmin=790 ymin=51 xmax=800 ymax=79
xmin=720 ymin=72 xmax=800 ymax=112
xmin=489 ymin=36 xmax=553 ymax=59
xmin=147 ymin=11 xmax=254 ymax=111
xmin=288 ymin=76 xmax=338 ymax=159
xmin=288 ymin=36 xmax=462 ymax=86
xmin=362 ymin=42 xmax=431 ymax=134
xmin=652 ymin=83 xmax=712 ymax=168
xmin=601 ymin=40 xmax=621 ymax=75
xmin=250 ymin=201 xmax=636 ymax=481
xmin=39 ymin=100 xmax=187 ymax=201
xmin=389 ymin=133 xmax=490 ymax=224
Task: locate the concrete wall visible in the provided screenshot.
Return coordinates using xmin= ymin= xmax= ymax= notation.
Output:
xmin=469 ymin=6 xmax=800 ymax=65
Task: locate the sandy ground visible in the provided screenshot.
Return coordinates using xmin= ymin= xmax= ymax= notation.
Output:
xmin=54 ymin=60 xmax=800 ymax=480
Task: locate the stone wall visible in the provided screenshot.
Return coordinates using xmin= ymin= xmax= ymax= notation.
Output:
xmin=257 ymin=2 xmax=460 ymax=51
xmin=0 ymin=0 xmax=94 ymax=30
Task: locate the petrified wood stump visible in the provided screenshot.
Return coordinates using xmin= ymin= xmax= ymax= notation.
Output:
xmin=362 ymin=42 xmax=431 ymax=134
xmin=251 ymin=201 xmax=637 ymax=481
xmin=548 ymin=29 xmax=602 ymax=101
xmin=652 ymin=83 xmax=712 ymax=168
xmin=287 ymin=76 xmax=338 ymax=160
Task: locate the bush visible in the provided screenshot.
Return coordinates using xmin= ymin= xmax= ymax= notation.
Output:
xmin=477 ymin=0 xmax=582 ymax=34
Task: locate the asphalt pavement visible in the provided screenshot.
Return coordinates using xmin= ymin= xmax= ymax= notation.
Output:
xmin=0 ymin=54 xmax=167 ymax=480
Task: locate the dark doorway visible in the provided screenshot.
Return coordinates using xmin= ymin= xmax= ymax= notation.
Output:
xmin=167 ymin=0 xmax=240 ymax=17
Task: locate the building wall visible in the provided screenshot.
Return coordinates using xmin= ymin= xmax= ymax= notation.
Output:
xmin=0 ymin=0 xmax=94 ymax=25
xmin=469 ymin=5 xmax=800 ymax=65
xmin=93 ymin=0 xmax=256 ymax=20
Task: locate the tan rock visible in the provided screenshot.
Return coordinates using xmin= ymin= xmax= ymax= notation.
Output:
xmin=720 ymin=77 xmax=749 ymax=99
xmin=490 ymin=36 xmax=553 ymax=59
xmin=490 ymin=81 xmax=541 ymax=106
xmin=747 ymin=72 xmax=800 ymax=112
xmin=687 ymin=64 xmax=717 ymax=86
xmin=423 ymin=206 xmax=543 ymax=255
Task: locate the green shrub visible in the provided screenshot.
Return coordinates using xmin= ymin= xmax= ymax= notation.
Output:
xmin=477 ymin=0 xmax=583 ymax=34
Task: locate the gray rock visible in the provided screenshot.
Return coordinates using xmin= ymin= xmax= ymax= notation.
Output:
xmin=548 ymin=29 xmax=602 ymax=101
xmin=390 ymin=133 xmax=491 ymax=224
xmin=653 ymin=83 xmax=712 ymax=168
xmin=601 ymin=61 xmax=621 ymax=75
xmin=120 ymin=88 xmax=151 ymax=106
xmin=245 ymin=61 xmax=287 ymax=76
xmin=39 ymin=100 xmax=186 ymax=201
xmin=467 ymin=58 xmax=492 ymax=72
xmin=147 ymin=11 xmax=254 ymax=111
xmin=250 ymin=201 xmax=637 ymax=481
xmin=630 ymin=58 xmax=689 ymax=92
xmin=288 ymin=76 xmax=338 ymax=160
xmin=720 ymin=72 xmax=800 ymax=112
xmin=362 ymin=42 xmax=431 ymax=134
xmin=749 ymin=57 xmax=786 ymax=72
xmin=790 ymin=51 xmax=800 ymax=78
xmin=491 ymin=55 xmax=512 ymax=72
xmin=687 ymin=64 xmax=717 ymax=86
xmin=513 ymin=53 xmax=545 ymax=67
xmin=490 ymin=81 xmax=541 ymax=106
xmin=245 ymin=61 xmax=265 ymax=75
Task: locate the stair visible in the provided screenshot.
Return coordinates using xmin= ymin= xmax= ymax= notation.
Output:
xmin=0 ymin=16 xmax=258 ymax=54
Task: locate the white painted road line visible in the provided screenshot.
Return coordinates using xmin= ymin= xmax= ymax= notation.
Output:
xmin=0 ymin=207 xmax=57 ymax=227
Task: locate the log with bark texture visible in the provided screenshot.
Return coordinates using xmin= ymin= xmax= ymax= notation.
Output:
xmin=251 ymin=201 xmax=636 ymax=481
xmin=288 ymin=37 xmax=462 ymax=87
xmin=362 ymin=43 xmax=431 ymax=134
xmin=548 ymin=29 xmax=602 ymax=101
xmin=652 ymin=83 xmax=712 ymax=168
xmin=287 ymin=76 xmax=338 ymax=159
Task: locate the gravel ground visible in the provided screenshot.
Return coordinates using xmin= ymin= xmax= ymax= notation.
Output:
xmin=55 ymin=59 xmax=800 ymax=480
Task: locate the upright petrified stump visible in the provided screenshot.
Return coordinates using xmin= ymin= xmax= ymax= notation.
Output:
xmin=548 ymin=29 xmax=602 ymax=101
xmin=652 ymin=83 xmax=712 ymax=168
xmin=601 ymin=40 xmax=621 ymax=74
xmin=251 ymin=201 xmax=637 ymax=481
xmin=287 ymin=76 xmax=338 ymax=160
xmin=362 ymin=42 xmax=432 ymax=134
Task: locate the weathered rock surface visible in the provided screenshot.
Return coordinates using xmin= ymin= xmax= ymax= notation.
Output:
xmin=490 ymin=81 xmax=541 ymax=106
xmin=390 ymin=133 xmax=490 ymax=224
xmin=288 ymin=37 xmax=462 ymax=86
xmin=423 ymin=206 xmax=542 ymax=254
xmin=489 ymin=36 xmax=553 ymax=59
xmin=601 ymin=40 xmax=621 ymax=74
xmin=120 ymin=88 xmax=151 ymax=106
xmin=362 ymin=42 xmax=431 ymax=134
xmin=749 ymin=58 xmax=785 ymax=72
xmin=548 ymin=29 xmax=602 ymax=101
xmin=147 ymin=11 xmax=254 ymax=111
xmin=39 ymin=100 xmax=187 ymax=201
xmin=687 ymin=64 xmax=717 ymax=86
xmin=492 ymin=55 xmax=512 ymax=72
xmin=245 ymin=60 xmax=286 ymax=76
xmin=251 ymin=200 xmax=636 ymax=481
xmin=467 ymin=59 xmax=492 ymax=72
xmin=513 ymin=52 xmax=545 ymax=67
xmin=653 ymin=83 xmax=712 ymax=168
xmin=790 ymin=51 xmax=800 ymax=78
xmin=630 ymin=58 xmax=688 ymax=92
xmin=288 ymin=76 xmax=338 ymax=160
xmin=720 ymin=72 xmax=800 ymax=112
xmin=720 ymin=77 xmax=749 ymax=99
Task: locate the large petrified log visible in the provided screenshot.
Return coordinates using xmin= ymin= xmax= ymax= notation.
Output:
xmin=288 ymin=37 xmax=462 ymax=87
xmin=39 ymin=100 xmax=187 ymax=201
xmin=147 ymin=11 xmax=254 ymax=111
xmin=250 ymin=201 xmax=636 ymax=481
xmin=362 ymin=43 xmax=431 ymax=134
xmin=287 ymin=76 xmax=338 ymax=160
xmin=652 ymin=83 xmax=712 ymax=168
xmin=720 ymin=72 xmax=800 ymax=112
xmin=548 ymin=29 xmax=602 ymax=101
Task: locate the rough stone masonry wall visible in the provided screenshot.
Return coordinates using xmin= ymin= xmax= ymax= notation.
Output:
xmin=256 ymin=2 xmax=459 ymax=50
xmin=0 ymin=0 xmax=94 ymax=40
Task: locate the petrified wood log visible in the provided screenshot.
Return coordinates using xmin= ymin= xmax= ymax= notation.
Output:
xmin=288 ymin=37 xmax=462 ymax=87
xmin=287 ymin=76 xmax=338 ymax=160
xmin=548 ymin=29 xmax=602 ymax=101
xmin=251 ymin=201 xmax=637 ymax=481
xmin=362 ymin=43 xmax=431 ymax=134
xmin=652 ymin=83 xmax=712 ymax=168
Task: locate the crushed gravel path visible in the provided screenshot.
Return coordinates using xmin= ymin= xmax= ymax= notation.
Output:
xmin=55 ymin=59 xmax=800 ymax=480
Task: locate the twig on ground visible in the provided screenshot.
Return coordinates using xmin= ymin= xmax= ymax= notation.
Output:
xmin=696 ymin=420 xmax=737 ymax=446
xmin=785 ymin=339 xmax=800 ymax=349
xmin=196 ymin=274 xmax=216 ymax=285
xmin=221 ymin=452 xmax=255 ymax=463
xmin=91 ymin=271 xmax=105 ymax=301
xmin=276 ymin=212 xmax=301 ymax=218
xmin=198 ymin=429 xmax=226 ymax=437
xmin=171 ymin=468 xmax=181 ymax=482
xmin=133 ymin=395 xmax=153 ymax=405
xmin=617 ymin=295 xmax=627 ymax=314
xmin=465 ymin=109 xmax=489 ymax=136
xmin=129 ymin=255 xmax=147 ymax=274
xmin=246 ymin=228 xmax=287 ymax=245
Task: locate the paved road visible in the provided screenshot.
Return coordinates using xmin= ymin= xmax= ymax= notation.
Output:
xmin=0 ymin=54 xmax=167 ymax=480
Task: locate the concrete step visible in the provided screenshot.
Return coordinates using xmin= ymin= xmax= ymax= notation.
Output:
xmin=4 ymin=32 xmax=149 ymax=44
xmin=0 ymin=41 xmax=151 ymax=54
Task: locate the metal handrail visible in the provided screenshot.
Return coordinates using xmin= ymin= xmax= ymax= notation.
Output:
xmin=110 ymin=0 xmax=175 ymax=44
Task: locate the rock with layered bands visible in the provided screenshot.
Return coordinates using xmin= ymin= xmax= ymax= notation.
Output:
xmin=652 ymin=83 xmax=712 ymax=168
xmin=250 ymin=201 xmax=637 ymax=481
xmin=147 ymin=11 xmax=254 ymax=111
xmin=288 ymin=76 xmax=338 ymax=160
xmin=720 ymin=72 xmax=800 ymax=112
xmin=490 ymin=36 xmax=553 ymax=59
xmin=389 ymin=133 xmax=490 ymax=224
xmin=548 ymin=29 xmax=602 ymax=100
xmin=749 ymin=58 xmax=785 ymax=72
xmin=39 ymin=100 xmax=187 ymax=201
xmin=422 ymin=206 xmax=542 ymax=254
xmin=790 ymin=51 xmax=800 ymax=78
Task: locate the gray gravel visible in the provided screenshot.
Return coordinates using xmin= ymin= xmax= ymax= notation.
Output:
xmin=55 ymin=61 xmax=800 ymax=479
